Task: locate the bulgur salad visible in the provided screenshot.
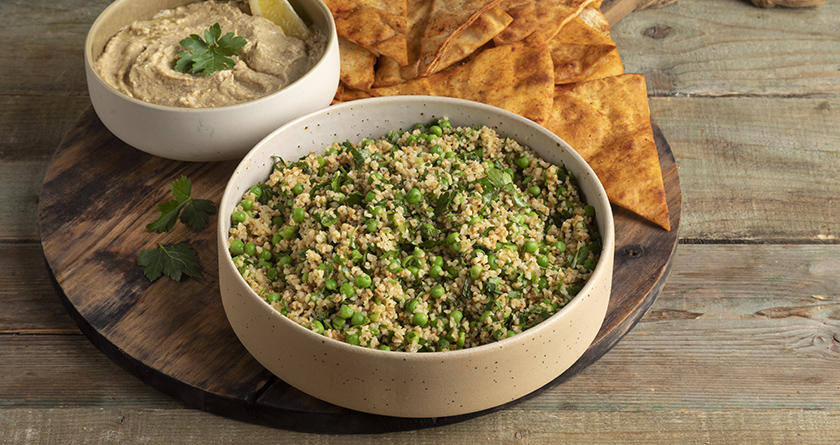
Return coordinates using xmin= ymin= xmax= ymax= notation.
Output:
xmin=227 ymin=119 xmax=602 ymax=352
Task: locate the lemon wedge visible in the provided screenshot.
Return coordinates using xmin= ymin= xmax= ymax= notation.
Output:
xmin=249 ymin=0 xmax=311 ymax=40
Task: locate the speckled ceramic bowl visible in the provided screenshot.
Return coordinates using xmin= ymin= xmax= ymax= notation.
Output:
xmin=84 ymin=0 xmax=339 ymax=162
xmin=218 ymin=96 xmax=615 ymax=418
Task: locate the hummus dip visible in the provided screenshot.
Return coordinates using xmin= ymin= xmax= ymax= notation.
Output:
xmin=95 ymin=0 xmax=327 ymax=108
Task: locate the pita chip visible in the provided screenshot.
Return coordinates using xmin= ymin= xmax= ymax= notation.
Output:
xmin=339 ymin=38 xmax=378 ymax=91
xmin=416 ymin=0 xmax=505 ymax=77
xmin=493 ymin=0 xmax=597 ymax=46
xmin=545 ymin=74 xmax=670 ymax=230
xmin=372 ymin=32 xmax=555 ymax=125
xmin=373 ymin=0 xmax=433 ymax=87
xmin=325 ymin=0 xmax=409 ymax=66
xmin=549 ymin=16 xmax=616 ymax=84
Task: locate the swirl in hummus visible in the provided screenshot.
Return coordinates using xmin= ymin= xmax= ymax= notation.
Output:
xmin=95 ymin=1 xmax=327 ymax=108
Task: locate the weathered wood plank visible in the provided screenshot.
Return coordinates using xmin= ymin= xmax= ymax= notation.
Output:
xmin=0 ymin=0 xmax=109 ymax=96
xmin=649 ymin=97 xmax=840 ymax=242
xmin=0 ymin=407 xmax=837 ymax=443
xmin=0 ymin=243 xmax=78 ymax=334
xmin=611 ymin=0 xmax=840 ymax=97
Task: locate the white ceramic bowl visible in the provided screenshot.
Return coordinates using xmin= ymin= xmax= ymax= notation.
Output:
xmin=84 ymin=0 xmax=340 ymax=162
xmin=218 ymin=96 xmax=615 ymax=418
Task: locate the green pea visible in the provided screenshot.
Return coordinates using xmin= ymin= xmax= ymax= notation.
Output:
xmin=468 ymin=215 xmax=482 ymax=225
xmin=244 ymin=242 xmax=257 ymax=257
xmin=488 ymin=255 xmax=499 ymax=270
xmin=265 ymin=292 xmax=280 ymax=303
xmin=412 ymin=312 xmax=429 ymax=327
xmin=444 ymin=151 xmax=456 ymax=159
xmin=338 ymin=304 xmax=354 ymax=319
xmin=394 ymin=192 xmax=404 ymax=202
xmin=332 ymin=317 xmax=346 ymax=329
xmin=368 ymin=172 xmax=383 ymax=184
xmin=365 ymin=218 xmax=378 ymax=233
xmin=350 ymin=249 xmax=364 ymax=263
xmin=538 ymin=277 xmax=548 ymax=290
xmin=388 ymin=260 xmax=403 ymax=273
xmin=378 ymin=345 xmax=391 ymax=351
xmin=351 ymin=312 xmax=367 ymax=326
xmin=528 ymin=185 xmax=541 ymax=197
xmin=259 ymin=249 xmax=272 ymax=261
xmin=316 ymin=156 xmax=326 ymax=167
xmin=456 ymin=331 xmax=465 ymax=348
xmin=445 ymin=232 xmax=459 ymax=245
xmin=231 ymin=211 xmax=247 ymax=224
xmin=292 ymin=207 xmax=306 ymax=223
xmin=277 ymin=255 xmax=293 ymax=267
xmin=406 ymin=331 xmax=420 ymax=343
xmin=480 ymin=310 xmax=493 ymax=324
xmin=266 ymin=268 xmax=279 ymax=280
xmin=439 ymin=119 xmax=452 ymax=128
xmin=340 ymin=282 xmax=355 ymax=298
xmin=451 ymin=242 xmax=461 ymax=253
xmin=355 ymin=273 xmax=372 ymax=288
xmin=431 ymin=255 xmax=444 ymax=267
xmin=365 ymin=191 xmax=377 ymax=203
xmin=346 ymin=333 xmax=361 ymax=346
xmin=406 ymin=187 xmax=422 ymax=204
xmin=229 ymin=240 xmax=245 ymax=256
xmin=241 ymin=198 xmax=254 ymax=211
xmin=405 ymin=298 xmax=419 ymax=313
xmin=537 ymin=255 xmax=549 ymax=268
xmin=271 ymin=216 xmax=283 ymax=227
xmin=554 ymin=240 xmax=566 ymax=253
xmin=469 ymin=264 xmax=483 ymax=280
xmin=257 ymin=260 xmax=272 ymax=269
xmin=311 ymin=320 xmax=324 ymax=335
xmin=584 ymin=205 xmax=595 ymax=217
xmin=515 ymin=156 xmax=530 ymax=169
xmin=325 ymin=278 xmax=338 ymax=291
xmin=583 ymin=258 xmax=597 ymax=271
xmin=450 ymin=309 xmax=463 ymax=325
xmin=371 ymin=206 xmax=385 ymax=217
xmin=407 ymin=266 xmax=420 ymax=278
xmin=292 ymin=183 xmax=304 ymax=195
xmin=430 ymin=265 xmax=444 ymax=278
xmin=430 ymin=285 xmax=445 ymax=299
xmin=523 ymin=240 xmax=538 ymax=254
xmin=430 ymin=144 xmax=443 ymax=155
xmin=249 ymin=185 xmax=262 ymax=198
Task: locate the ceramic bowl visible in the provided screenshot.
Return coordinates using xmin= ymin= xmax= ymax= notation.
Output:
xmin=217 ymin=96 xmax=615 ymax=418
xmin=84 ymin=0 xmax=340 ymax=162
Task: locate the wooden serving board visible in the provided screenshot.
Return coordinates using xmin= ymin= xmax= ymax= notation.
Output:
xmin=39 ymin=103 xmax=680 ymax=433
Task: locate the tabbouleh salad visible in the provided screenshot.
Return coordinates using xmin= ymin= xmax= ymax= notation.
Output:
xmin=227 ymin=118 xmax=602 ymax=352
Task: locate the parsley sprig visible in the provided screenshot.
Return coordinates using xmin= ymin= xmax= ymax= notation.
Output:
xmin=147 ymin=176 xmax=217 ymax=232
xmin=138 ymin=242 xmax=203 ymax=282
xmin=138 ymin=176 xmax=217 ymax=283
xmin=174 ymin=23 xmax=247 ymax=76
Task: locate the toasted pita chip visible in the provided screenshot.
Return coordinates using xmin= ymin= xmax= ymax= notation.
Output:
xmin=417 ymin=0 xmax=504 ymax=77
xmin=494 ymin=0 xmax=596 ymax=45
xmin=577 ymin=5 xmax=611 ymax=36
xmin=544 ymin=74 xmax=670 ymax=230
xmin=373 ymin=0 xmax=433 ymax=87
xmin=423 ymin=6 xmax=513 ymax=77
xmin=549 ymin=16 xmax=615 ymax=84
xmin=338 ymin=38 xmax=378 ymax=91
xmin=325 ymin=0 xmax=409 ymax=66
xmin=333 ymin=81 xmax=374 ymax=103
xmin=372 ymin=32 xmax=554 ymax=124
xmin=578 ymin=47 xmax=624 ymax=82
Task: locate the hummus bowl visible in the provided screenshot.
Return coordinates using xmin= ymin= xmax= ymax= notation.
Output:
xmin=84 ymin=0 xmax=340 ymax=162
xmin=218 ymin=96 xmax=615 ymax=418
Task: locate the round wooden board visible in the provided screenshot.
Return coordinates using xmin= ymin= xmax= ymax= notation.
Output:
xmin=40 ymin=106 xmax=680 ymax=433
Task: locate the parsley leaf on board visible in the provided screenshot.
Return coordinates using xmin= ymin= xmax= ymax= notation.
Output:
xmin=173 ymin=23 xmax=247 ymax=76
xmin=147 ymin=176 xmax=217 ymax=233
xmin=137 ymin=242 xmax=203 ymax=282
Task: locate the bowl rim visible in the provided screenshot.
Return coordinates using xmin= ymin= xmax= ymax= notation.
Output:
xmin=84 ymin=0 xmax=338 ymax=112
xmin=218 ymin=95 xmax=616 ymax=360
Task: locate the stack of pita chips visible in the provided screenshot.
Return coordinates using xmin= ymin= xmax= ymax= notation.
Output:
xmin=325 ymin=0 xmax=670 ymax=231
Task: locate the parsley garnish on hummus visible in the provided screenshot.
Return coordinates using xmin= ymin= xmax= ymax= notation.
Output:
xmin=174 ymin=23 xmax=247 ymax=75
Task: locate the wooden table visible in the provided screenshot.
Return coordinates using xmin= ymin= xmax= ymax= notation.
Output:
xmin=3 ymin=0 xmax=839 ymax=442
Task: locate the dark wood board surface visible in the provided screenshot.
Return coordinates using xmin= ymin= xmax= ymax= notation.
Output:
xmin=38 ymin=105 xmax=680 ymax=433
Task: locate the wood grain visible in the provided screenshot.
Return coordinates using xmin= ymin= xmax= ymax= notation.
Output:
xmin=37 ymin=104 xmax=679 ymax=432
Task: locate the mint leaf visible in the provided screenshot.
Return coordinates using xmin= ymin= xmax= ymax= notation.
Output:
xmin=138 ymin=242 xmax=203 ymax=282
xmin=173 ymin=23 xmax=247 ymax=76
